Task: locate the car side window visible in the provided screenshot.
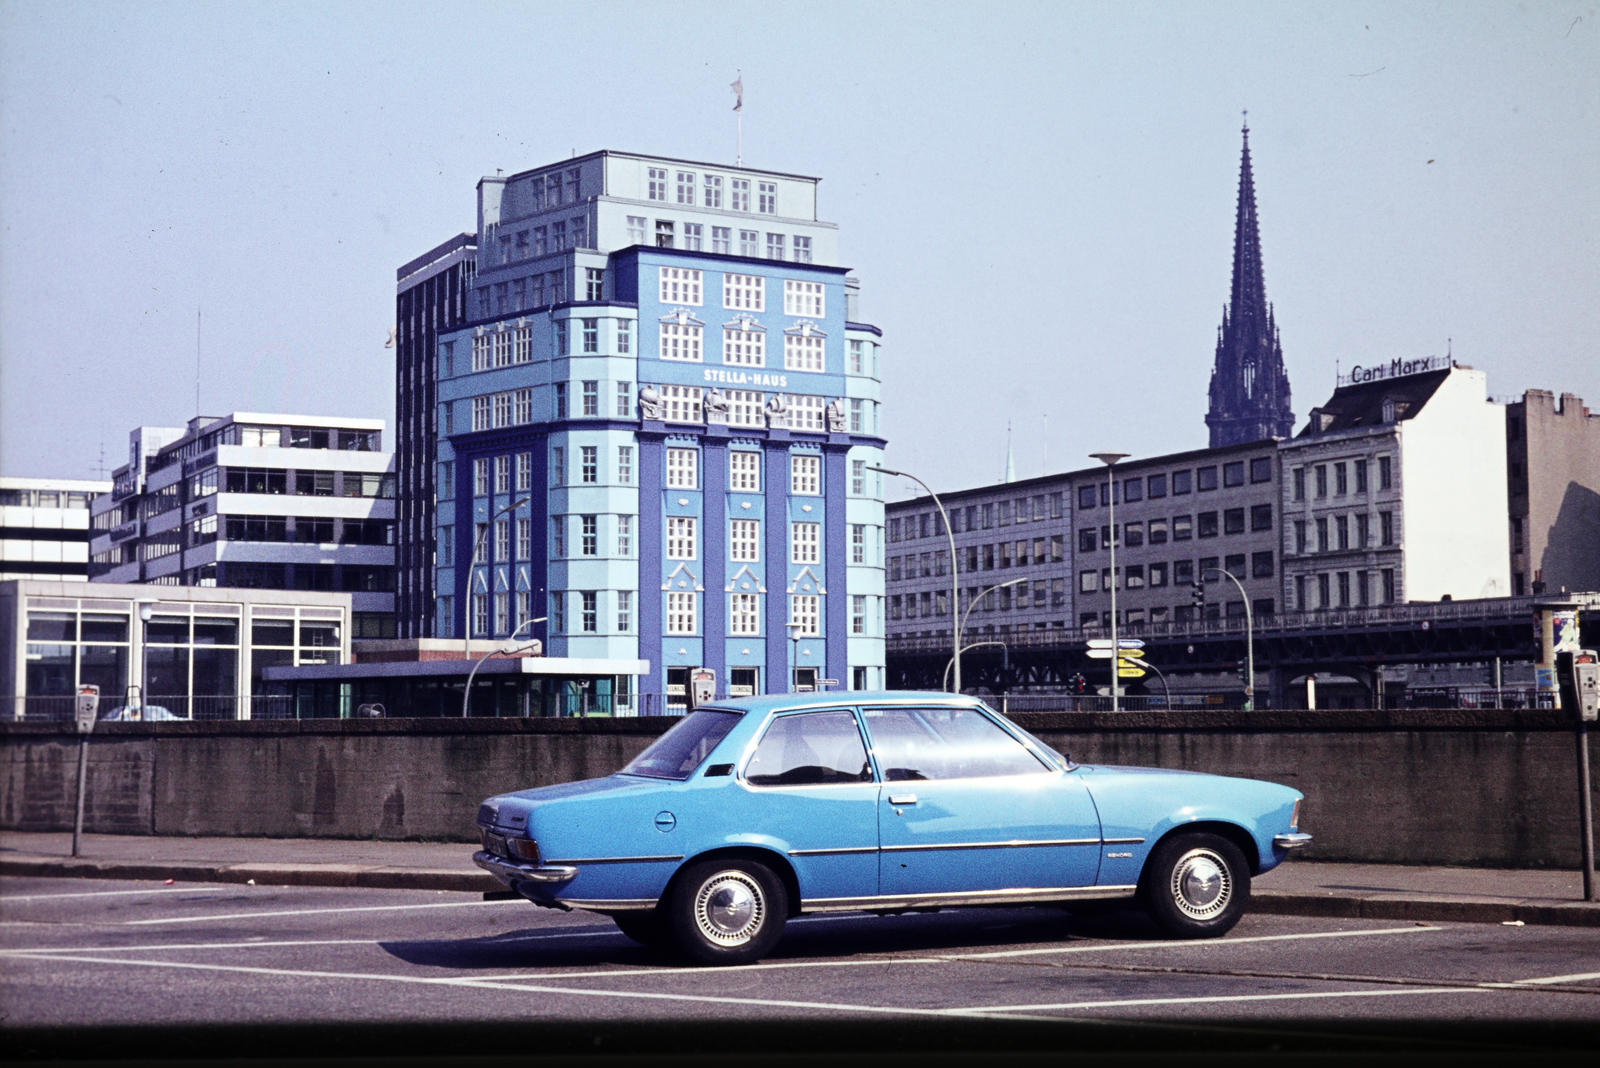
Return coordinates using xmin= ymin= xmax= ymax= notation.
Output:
xmin=862 ymin=707 xmax=1049 ymax=781
xmin=745 ymin=711 xmax=873 ymax=787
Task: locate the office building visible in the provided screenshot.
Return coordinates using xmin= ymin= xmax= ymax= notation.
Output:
xmin=427 ymin=151 xmax=887 ymax=702
xmin=87 ymin=414 xmax=398 ymax=638
xmin=394 ymin=233 xmax=477 ymax=639
xmin=1505 ymin=389 xmax=1600 ymax=596
xmin=1 ymin=477 xmax=110 ymax=581
xmin=1278 ymin=360 xmax=1510 ymax=608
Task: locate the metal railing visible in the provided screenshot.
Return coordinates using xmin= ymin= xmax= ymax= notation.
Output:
xmin=6 ymin=695 xmax=290 ymax=723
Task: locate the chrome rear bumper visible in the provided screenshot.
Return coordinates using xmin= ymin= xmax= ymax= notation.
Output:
xmin=473 ymin=850 xmax=578 ymax=885
xmin=1273 ymin=832 xmax=1313 ymax=850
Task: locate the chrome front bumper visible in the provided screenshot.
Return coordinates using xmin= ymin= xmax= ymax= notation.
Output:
xmin=473 ymin=850 xmax=578 ymax=885
xmin=1273 ymin=832 xmax=1313 ymax=850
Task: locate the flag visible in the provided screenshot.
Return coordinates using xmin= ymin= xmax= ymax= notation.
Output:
xmin=731 ymin=75 xmax=743 ymax=112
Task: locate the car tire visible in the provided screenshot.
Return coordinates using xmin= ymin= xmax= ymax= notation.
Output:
xmin=1141 ymin=832 xmax=1250 ymax=939
xmin=666 ymin=859 xmax=788 ymax=966
xmin=611 ymin=910 xmax=669 ymax=948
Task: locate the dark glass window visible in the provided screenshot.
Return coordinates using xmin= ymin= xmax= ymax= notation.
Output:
xmin=1147 ymin=473 xmax=1167 ymax=498
xmin=1197 ymin=511 xmax=1219 ymax=537
xmin=623 ymin=709 xmax=742 ymax=780
xmin=1251 ymin=504 xmax=1274 ymax=531
xmin=1078 ymin=485 xmax=1096 ymax=509
xmin=746 ymin=711 xmax=871 ymax=786
xmin=1252 ymin=551 xmax=1275 ymax=578
xmin=1223 ymin=461 xmax=1245 ymax=487
xmin=1079 ymin=528 xmax=1097 ymax=553
xmin=1172 ymin=470 xmax=1192 ymax=495
xmin=1224 ymin=508 xmax=1245 ymax=535
xmin=1250 ymin=457 xmax=1273 ymax=483
xmin=1123 ymin=478 xmax=1143 ymax=502
xmin=1197 ymin=466 xmax=1218 ymax=491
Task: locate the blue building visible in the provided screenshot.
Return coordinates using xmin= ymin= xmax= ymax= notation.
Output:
xmin=429 ymin=152 xmax=886 ymax=706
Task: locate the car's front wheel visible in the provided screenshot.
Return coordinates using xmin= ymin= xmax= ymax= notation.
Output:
xmin=1142 ymin=832 xmax=1250 ymax=939
xmin=667 ymin=859 xmax=788 ymax=965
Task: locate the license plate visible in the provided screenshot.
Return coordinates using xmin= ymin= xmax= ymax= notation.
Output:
xmin=484 ymin=832 xmax=508 ymax=857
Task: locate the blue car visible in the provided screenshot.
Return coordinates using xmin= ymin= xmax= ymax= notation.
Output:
xmin=474 ymin=692 xmax=1311 ymax=964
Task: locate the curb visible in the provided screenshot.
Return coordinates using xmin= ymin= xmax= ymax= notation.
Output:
xmin=6 ymin=858 xmax=1597 ymax=928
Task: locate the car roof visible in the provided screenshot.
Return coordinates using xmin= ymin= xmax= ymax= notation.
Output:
xmin=696 ymin=690 xmax=990 ymax=716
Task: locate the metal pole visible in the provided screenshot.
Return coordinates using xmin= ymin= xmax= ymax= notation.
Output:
xmin=71 ymin=736 xmax=89 ymax=858
xmin=1495 ymin=656 xmax=1503 ymax=711
xmin=870 ymin=467 xmax=959 ymax=693
xmin=1204 ymin=567 xmax=1254 ymax=711
xmin=1580 ymin=720 xmax=1595 ymax=901
xmin=1090 ymin=454 xmax=1128 ymax=712
xmin=461 ymin=615 xmax=543 ymax=718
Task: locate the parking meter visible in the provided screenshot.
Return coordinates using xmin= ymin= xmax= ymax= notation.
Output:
xmin=690 ymin=669 xmax=716 ymax=708
xmin=1574 ymin=651 xmax=1599 ymax=722
xmin=75 ymin=685 xmax=100 ymax=734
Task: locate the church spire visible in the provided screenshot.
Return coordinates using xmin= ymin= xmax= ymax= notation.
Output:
xmin=1206 ymin=116 xmax=1295 ymax=448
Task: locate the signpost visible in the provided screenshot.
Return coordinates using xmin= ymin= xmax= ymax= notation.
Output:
xmin=690 ymin=668 xmax=717 ymax=707
xmin=72 ymin=685 xmax=99 ymax=858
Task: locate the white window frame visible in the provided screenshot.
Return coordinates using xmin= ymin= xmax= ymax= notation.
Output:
xmin=659 ymin=321 xmax=703 ymax=362
xmin=790 ymin=453 xmax=820 ymax=495
xmin=727 ymin=389 xmax=765 ymax=427
xmin=784 ymin=279 xmax=825 ymax=317
xmin=666 ymin=516 xmax=697 ymax=560
xmin=758 ymin=181 xmax=777 ymax=214
xmin=647 ymin=168 xmax=668 ymax=202
xmin=676 ymin=171 xmax=696 ymax=205
xmin=703 ymin=174 xmax=723 ymax=208
xmin=730 ymin=178 xmax=750 ymax=212
xmin=791 ymin=521 xmax=820 ymax=564
xmin=616 ymin=515 xmax=633 ymax=556
xmin=729 ymin=450 xmax=760 ymax=491
xmin=730 ymin=519 xmax=760 ymax=562
xmin=723 ymin=327 xmax=765 ymax=366
xmin=723 ymin=273 xmax=765 ymax=311
xmin=790 ymin=593 xmax=819 ymax=636
xmin=783 ymin=333 xmax=824 ymax=372
xmin=661 ymin=384 xmax=702 ymax=423
xmin=786 ymin=395 xmax=825 ymax=432
xmin=667 ymin=591 xmax=697 ymax=635
xmin=730 ymin=593 xmax=760 ymax=635
xmin=666 ymin=447 xmax=698 ymax=489
xmin=659 ymin=266 xmax=703 ymax=306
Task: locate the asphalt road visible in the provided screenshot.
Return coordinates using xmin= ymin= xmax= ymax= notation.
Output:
xmin=3 ymin=874 xmax=1597 ymax=1057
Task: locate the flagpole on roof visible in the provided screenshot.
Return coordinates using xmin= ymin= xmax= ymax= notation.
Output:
xmin=731 ymin=70 xmax=743 ymax=165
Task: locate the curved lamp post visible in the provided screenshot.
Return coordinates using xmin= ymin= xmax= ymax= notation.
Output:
xmin=464 ymin=496 xmax=531 ymax=663
xmin=462 ymin=615 xmax=546 ymax=718
xmin=1203 ymin=566 xmax=1255 ymax=711
xmin=942 ymin=640 xmax=1009 ymax=692
xmin=1089 ymin=453 xmax=1129 ymax=712
xmin=945 ymin=577 xmax=1027 ymax=691
xmin=870 ymin=465 xmax=960 ymax=693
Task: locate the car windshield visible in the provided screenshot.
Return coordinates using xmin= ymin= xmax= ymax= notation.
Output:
xmin=621 ymin=708 xmax=743 ymax=780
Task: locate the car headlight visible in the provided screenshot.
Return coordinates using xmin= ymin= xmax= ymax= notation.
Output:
xmin=1290 ymin=799 xmax=1301 ymax=831
xmin=506 ymin=837 xmax=541 ymax=862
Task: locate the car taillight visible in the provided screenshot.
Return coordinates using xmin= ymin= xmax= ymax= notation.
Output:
xmin=507 ymin=837 xmax=540 ymax=862
xmin=1290 ymin=799 xmax=1301 ymax=831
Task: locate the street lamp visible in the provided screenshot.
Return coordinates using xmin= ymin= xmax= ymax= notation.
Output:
xmin=1089 ymin=453 xmax=1129 ymax=712
xmin=130 ymin=597 xmax=158 ymax=720
xmin=942 ymin=641 xmax=1008 ymax=692
xmin=1202 ymin=566 xmax=1255 ymax=711
xmin=947 ymin=577 xmax=1027 ymax=689
xmin=462 ymin=615 xmax=546 ymax=718
xmin=870 ymin=465 xmax=961 ymax=693
xmin=464 ymin=496 xmax=531 ymax=663
xmin=786 ymin=621 xmax=806 ymax=692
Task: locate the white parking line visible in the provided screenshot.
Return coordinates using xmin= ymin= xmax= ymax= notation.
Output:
xmin=0 ymin=887 xmax=229 ymax=904
xmin=123 ymin=898 xmax=527 ymax=925
xmin=1513 ymin=971 xmax=1600 ymax=986
xmin=1 ymin=928 xmax=628 ymax=957
xmin=951 ymin=986 xmax=1488 ymax=1015
xmin=935 ymin=925 xmax=1441 ymax=960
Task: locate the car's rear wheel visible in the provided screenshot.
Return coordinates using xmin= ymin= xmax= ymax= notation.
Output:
xmin=611 ymin=909 xmax=669 ymax=948
xmin=667 ymin=859 xmax=788 ymax=965
xmin=1142 ymin=832 xmax=1250 ymax=939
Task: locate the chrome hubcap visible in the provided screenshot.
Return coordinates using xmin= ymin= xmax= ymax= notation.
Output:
xmin=694 ymin=870 xmax=765 ymax=946
xmin=1169 ymin=848 xmax=1231 ymax=920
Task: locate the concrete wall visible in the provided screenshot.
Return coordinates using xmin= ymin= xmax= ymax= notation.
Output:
xmin=3 ymin=711 xmax=1597 ymax=869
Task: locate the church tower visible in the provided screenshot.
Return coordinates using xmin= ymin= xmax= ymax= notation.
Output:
xmin=1206 ymin=119 xmax=1294 ymax=448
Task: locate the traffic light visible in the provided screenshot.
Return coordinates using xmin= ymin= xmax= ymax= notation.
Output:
xmin=1236 ymin=661 xmax=1249 ymax=684
xmin=1191 ymin=582 xmax=1205 ymax=608
xmin=1072 ymin=672 xmax=1087 ymax=694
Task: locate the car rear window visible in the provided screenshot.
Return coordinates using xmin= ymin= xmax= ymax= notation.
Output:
xmin=621 ymin=709 xmax=742 ymax=780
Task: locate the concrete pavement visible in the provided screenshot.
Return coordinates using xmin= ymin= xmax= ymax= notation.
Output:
xmin=2 ymin=829 xmax=1596 ymax=926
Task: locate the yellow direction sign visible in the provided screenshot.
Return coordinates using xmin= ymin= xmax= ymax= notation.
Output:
xmin=1118 ymin=665 xmax=1146 ymax=678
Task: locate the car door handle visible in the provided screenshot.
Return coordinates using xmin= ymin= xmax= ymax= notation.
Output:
xmin=887 ymin=794 xmax=918 ymax=805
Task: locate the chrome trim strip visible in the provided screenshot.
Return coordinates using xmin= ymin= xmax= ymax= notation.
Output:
xmin=1101 ymin=837 xmax=1147 ymax=845
xmin=880 ymin=838 xmax=1100 ymax=853
xmin=801 ymin=884 xmax=1138 ymax=913
xmin=542 ymin=854 xmax=684 ymax=865
xmin=786 ymin=846 xmax=879 ymax=857
xmin=472 ymin=851 xmax=578 ymax=884
xmin=555 ymin=897 xmax=661 ymax=911
xmin=1273 ymin=832 xmax=1314 ymax=849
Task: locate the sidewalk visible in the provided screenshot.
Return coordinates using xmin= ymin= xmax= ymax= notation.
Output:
xmin=2 ymin=830 xmax=1596 ymax=927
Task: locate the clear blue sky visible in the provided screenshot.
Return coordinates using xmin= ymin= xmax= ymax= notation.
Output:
xmin=2 ymin=1 xmax=1595 ymax=499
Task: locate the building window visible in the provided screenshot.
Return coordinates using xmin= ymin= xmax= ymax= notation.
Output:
xmin=792 ymin=236 xmax=813 ymax=263
xmin=1354 ymin=458 xmax=1368 ymax=493
xmin=712 ymin=226 xmax=731 ymax=254
xmin=1292 ymin=467 xmax=1305 ymax=500
xmin=666 ymin=448 xmax=698 ymax=488
xmin=660 ymin=322 xmax=703 ymax=362
xmin=1223 ymin=461 xmax=1245 ymax=487
xmin=554 ymin=382 xmax=568 ymax=418
xmin=783 ymin=333 xmax=824 ymax=371
xmin=580 ymin=446 xmax=597 ymax=484
xmin=852 ymin=459 xmax=865 ymax=495
xmin=625 ymin=216 xmax=647 ymax=244
xmin=852 ymin=594 xmax=866 ymax=634
xmin=1198 ymin=511 xmax=1219 ymax=538
xmin=438 ymin=460 xmax=454 ymax=499
xmin=730 ymin=593 xmax=759 ymax=635
xmin=472 ymin=395 xmax=491 ymax=432
xmin=659 ymin=266 xmax=702 ymax=305
xmin=731 ymin=178 xmax=750 ymax=212
xmin=790 ymin=594 xmax=819 ymax=636
xmin=579 ymin=380 xmax=598 ymax=416
xmin=791 ymin=522 xmax=820 ymax=563
xmin=1315 ymin=465 xmax=1328 ymax=497
xmin=617 ymin=446 xmax=633 ymax=484
xmin=785 ymin=394 xmax=825 ymax=432
xmin=784 ymin=279 xmax=825 ymax=317
xmin=578 ymin=592 xmax=599 ymax=633
xmin=1294 ymin=520 xmax=1307 ymax=555
xmin=579 ymin=515 xmax=597 ymax=557
xmin=1378 ymin=455 xmax=1392 ymax=490
xmin=730 ymin=451 xmax=760 ymax=491
xmin=1357 ymin=512 xmax=1370 ymax=547
xmin=1382 ymin=568 xmax=1396 ymax=603
xmin=739 ymin=229 xmax=759 ymax=256
xmin=616 ymin=319 xmax=632 ymax=354
xmin=1316 ymin=517 xmax=1329 ymax=553
xmin=1335 ymin=462 xmax=1349 ymax=495
xmin=723 ymin=327 xmax=765 ymax=366
xmin=472 ymin=458 xmax=489 ymax=497
xmin=1223 ymin=508 xmax=1245 ymax=535
xmin=723 ymin=273 xmax=764 ymax=311
xmin=550 ymin=446 xmax=564 ymax=486
xmin=1251 ymin=503 xmax=1272 ymax=531
xmin=617 ymin=590 xmax=633 ymax=632
xmin=549 ymin=591 xmax=564 ymax=633
xmin=617 ymin=515 xmax=632 ymax=556
xmin=730 ymin=519 xmax=759 ymax=561
xmin=493 ymin=455 xmax=511 ymax=494
xmin=1079 ymin=570 xmax=1098 ymax=593
xmin=1252 ymin=551 xmax=1274 ymax=578
xmin=615 ymin=380 xmax=632 ymax=416
xmin=726 ymin=389 xmax=764 ymax=427
xmin=791 ymin=454 xmax=820 ymax=494
xmin=703 ymin=174 xmax=723 ymax=208
xmin=647 ymin=168 xmax=667 ymax=201
xmin=1336 ymin=514 xmax=1349 ymax=550
xmin=1250 ymin=457 xmax=1272 ymax=483
xmin=473 ymin=593 xmax=489 ymax=637
xmin=550 ymin=517 xmax=564 ymax=557
xmin=758 ymin=182 xmax=777 ymax=214
xmin=516 ymin=517 xmax=531 ymax=560
xmin=1380 ymin=510 xmax=1394 ymax=546
xmin=766 ymin=233 xmax=785 ymax=260
xmin=667 ymin=591 xmax=697 ymax=634
xmin=1197 ymin=466 xmax=1218 ymax=491
xmin=655 ymin=220 xmax=674 ymax=248
xmin=661 ymin=384 xmax=703 ymax=423
xmin=852 ymin=523 xmax=866 ymax=564
xmin=682 ymin=222 xmax=703 ymax=251
xmin=667 ymin=516 xmax=697 ymax=560
xmin=676 ymin=171 xmax=696 ymax=205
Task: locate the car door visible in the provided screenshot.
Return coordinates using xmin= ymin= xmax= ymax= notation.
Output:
xmin=736 ymin=708 xmax=880 ymax=902
xmin=863 ymin=705 xmax=1102 ymax=898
